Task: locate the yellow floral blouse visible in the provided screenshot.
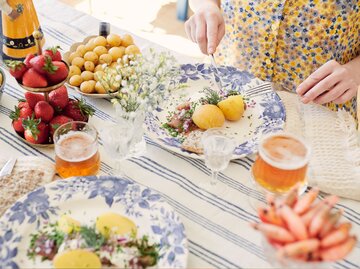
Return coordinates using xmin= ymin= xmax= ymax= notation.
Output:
xmin=217 ymin=0 xmax=360 ymax=120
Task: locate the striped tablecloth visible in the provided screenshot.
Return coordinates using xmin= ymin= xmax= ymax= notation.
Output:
xmin=0 ymin=1 xmax=359 ymax=268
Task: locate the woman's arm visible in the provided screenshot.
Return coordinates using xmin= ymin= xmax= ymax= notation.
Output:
xmin=185 ymin=0 xmax=224 ymax=54
xmin=296 ymin=55 xmax=360 ymax=105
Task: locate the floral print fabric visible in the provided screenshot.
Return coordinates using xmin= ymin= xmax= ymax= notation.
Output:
xmin=217 ymin=0 xmax=360 ymax=119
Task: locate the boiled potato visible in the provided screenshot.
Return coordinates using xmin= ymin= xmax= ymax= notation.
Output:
xmin=110 ymin=62 xmax=118 ymax=68
xmin=109 ymin=46 xmax=125 ymax=61
xmin=122 ymin=34 xmax=134 ymax=47
xmin=69 ymin=75 xmax=83 ymax=87
xmin=94 ymin=70 xmax=104 ymax=81
xmin=99 ymin=53 xmax=112 ymax=65
xmin=107 ymin=33 xmax=122 ymax=47
xmin=93 ymin=45 xmax=108 ymax=56
xmin=53 ymin=249 xmax=101 ymax=269
xmin=85 ymin=40 xmax=96 ymax=51
xmin=76 ymin=44 xmax=87 ymax=56
xmin=95 ymin=81 xmax=106 ymax=94
xmin=57 ymin=215 xmax=80 ymax=234
xmin=80 ymin=80 xmax=96 ymax=93
xmin=125 ymin=45 xmax=140 ymax=55
xmin=94 ymin=64 xmax=104 ymax=72
xmin=84 ymin=61 xmax=95 ymax=72
xmin=84 ymin=51 xmax=98 ymax=64
xmin=81 ymin=71 xmax=94 ymax=81
xmin=217 ymin=95 xmax=245 ymax=121
xmin=192 ymin=104 xmax=225 ymax=129
xmin=71 ymin=56 xmax=85 ymax=69
xmin=69 ymin=65 xmax=81 ymax=77
xmin=96 ymin=212 xmax=137 ymax=238
xmin=93 ymin=35 xmax=107 ymax=47
xmin=68 ymin=52 xmax=81 ymax=63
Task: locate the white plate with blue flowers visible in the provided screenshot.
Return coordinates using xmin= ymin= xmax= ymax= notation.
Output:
xmin=145 ymin=64 xmax=286 ymax=159
xmin=0 ymin=176 xmax=188 ymax=269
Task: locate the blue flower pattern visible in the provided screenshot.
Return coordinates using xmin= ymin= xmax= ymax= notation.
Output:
xmin=0 ymin=176 xmax=188 ymax=268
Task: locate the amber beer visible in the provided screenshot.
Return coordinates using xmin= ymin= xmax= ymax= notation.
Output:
xmin=252 ymin=133 xmax=310 ymax=193
xmin=54 ymin=122 xmax=100 ymax=178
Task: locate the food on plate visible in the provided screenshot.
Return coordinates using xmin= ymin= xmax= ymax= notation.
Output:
xmin=53 ymin=249 xmax=102 ymax=269
xmin=9 ymin=86 xmax=95 ymax=145
xmin=67 ymin=33 xmax=141 ymax=95
xmin=96 ymin=212 xmax=137 ymax=238
xmin=5 ymin=46 xmax=69 ymax=88
xmin=192 ymin=104 xmax=225 ymax=129
xmin=217 ymin=95 xmax=245 ymax=121
xmin=27 ymin=213 xmax=160 ymax=268
xmin=180 ymin=130 xmax=204 ymax=154
xmin=162 ymin=87 xmax=247 ymax=154
xmin=251 ymin=186 xmax=357 ymax=262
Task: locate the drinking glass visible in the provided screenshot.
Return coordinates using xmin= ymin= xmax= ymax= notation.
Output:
xmin=100 ymin=107 xmax=145 ymax=176
xmin=249 ymin=132 xmax=311 ymax=208
xmin=201 ymin=128 xmax=236 ymax=191
xmin=54 ymin=121 xmax=100 ymax=178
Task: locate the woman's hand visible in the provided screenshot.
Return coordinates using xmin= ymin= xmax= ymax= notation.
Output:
xmin=296 ymin=60 xmax=359 ymax=105
xmin=185 ymin=2 xmax=225 ymax=55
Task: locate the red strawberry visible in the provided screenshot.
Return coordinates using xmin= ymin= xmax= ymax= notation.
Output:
xmin=64 ymin=98 xmax=95 ymax=122
xmin=9 ymin=106 xmax=26 ymax=133
xmin=34 ymin=101 xmax=54 ymax=123
xmin=18 ymin=99 xmax=30 ymax=110
xmin=24 ymin=53 xmax=35 ymax=68
xmin=25 ymin=92 xmax=46 ymax=109
xmin=29 ymin=55 xmax=55 ymax=74
xmin=43 ymin=46 xmax=62 ymax=61
xmin=46 ymin=61 xmax=68 ymax=84
xmin=22 ymin=68 xmax=48 ymax=88
xmin=49 ymin=115 xmax=73 ymax=136
xmin=5 ymin=60 xmax=27 ymax=79
xmin=48 ymin=85 xmax=69 ymax=111
xmin=23 ymin=116 xmax=49 ymax=144
xmin=19 ymin=105 xmax=33 ymax=119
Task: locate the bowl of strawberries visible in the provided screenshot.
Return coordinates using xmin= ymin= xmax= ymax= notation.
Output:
xmin=9 ymin=85 xmax=95 ymax=147
xmin=5 ymin=46 xmax=69 ymax=93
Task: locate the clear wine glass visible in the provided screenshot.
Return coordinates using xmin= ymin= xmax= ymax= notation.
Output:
xmin=201 ymin=128 xmax=236 ymax=192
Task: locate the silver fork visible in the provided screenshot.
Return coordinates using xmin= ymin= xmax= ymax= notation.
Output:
xmin=209 ymin=54 xmax=223 ymax=92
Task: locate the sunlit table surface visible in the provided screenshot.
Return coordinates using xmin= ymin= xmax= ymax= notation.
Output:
xmin=0 ymin=0 xmax=359 ymax=268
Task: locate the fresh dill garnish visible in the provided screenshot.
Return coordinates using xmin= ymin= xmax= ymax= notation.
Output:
xmin=79 ymin=225 xmax=106 ymax=251
xmin=127 ymin=235 xmax=160 ymax=267
xmin=199 ymin=87 xmax=222 ymax=105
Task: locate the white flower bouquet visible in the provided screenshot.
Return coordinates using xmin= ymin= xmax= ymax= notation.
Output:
xmin=99 ymin=49 xmax=184 ymax=116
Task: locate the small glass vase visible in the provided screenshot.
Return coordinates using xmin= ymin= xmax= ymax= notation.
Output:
xmin=100 ymin=104 xmax=146 ymax=175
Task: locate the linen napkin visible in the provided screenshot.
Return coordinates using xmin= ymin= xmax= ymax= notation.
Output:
xmin=278 ymin=91 xmax=360 ymax=201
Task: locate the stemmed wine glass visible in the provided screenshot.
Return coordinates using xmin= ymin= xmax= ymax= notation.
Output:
xmin=201 ymin=128 xmax=236 ymax=192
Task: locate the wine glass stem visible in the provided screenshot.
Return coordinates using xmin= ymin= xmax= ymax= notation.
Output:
xmin=210 ymin=170 xmax=219 ymax=186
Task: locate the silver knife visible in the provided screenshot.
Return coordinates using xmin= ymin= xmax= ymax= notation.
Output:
xmin=209 ymin=54 xmax=223 ymax=91
xmin=0 ymin=157 xmax=17 ymax=177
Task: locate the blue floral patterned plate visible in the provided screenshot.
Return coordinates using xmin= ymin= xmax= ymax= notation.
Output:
xmin=0 ymin=176 xmax=188 ymax=269
xmin=145 ymin=63 xmax=286 ymax=159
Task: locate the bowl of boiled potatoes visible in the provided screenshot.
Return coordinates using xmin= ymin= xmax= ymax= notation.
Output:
xmin=63 ymin=33 xmax=141 ymax=98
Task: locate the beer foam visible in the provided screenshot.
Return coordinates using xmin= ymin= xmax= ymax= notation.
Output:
xmin=259 ymin=133 xmax=310 ymax=170
xmin=55 ymin=131 xmax=97 ymax=162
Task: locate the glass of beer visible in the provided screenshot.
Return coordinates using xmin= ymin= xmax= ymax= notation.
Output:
xmin=54 ymin=121 xmax=100 ymax=178
xmin=251 ymin=132 xmax=311 ymax=194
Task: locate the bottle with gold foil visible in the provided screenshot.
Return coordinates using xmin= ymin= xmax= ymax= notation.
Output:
xmin=0 ymin=0 xmax=44 ymax=61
